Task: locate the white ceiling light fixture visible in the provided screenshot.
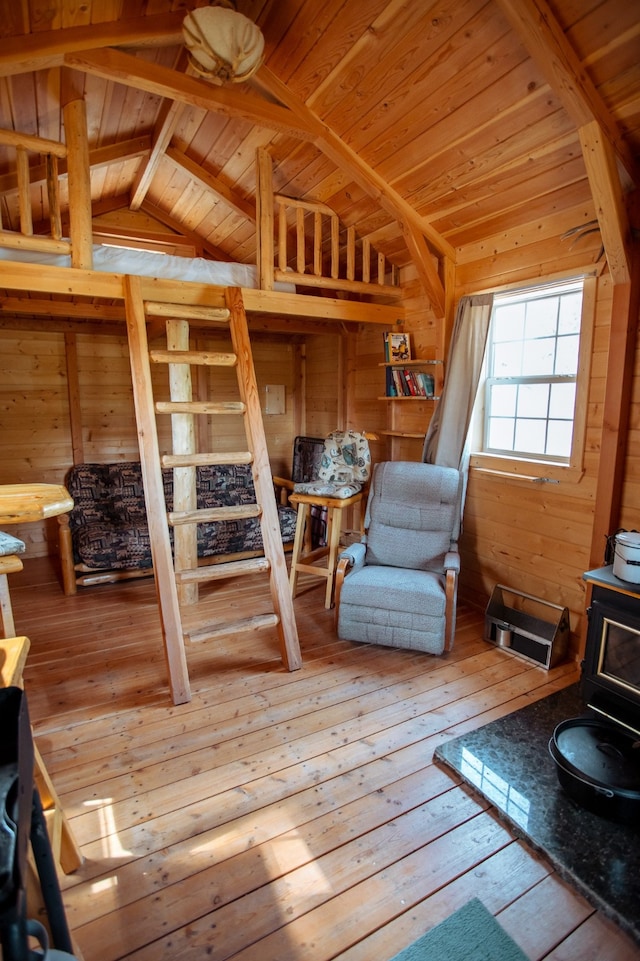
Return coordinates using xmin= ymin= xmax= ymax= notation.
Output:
xmin=182 ymin=1 xmax=265 ymax=84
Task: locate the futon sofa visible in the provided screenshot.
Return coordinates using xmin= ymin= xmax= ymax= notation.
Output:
xmin=58 ymin=461 xmax=297 ymax=595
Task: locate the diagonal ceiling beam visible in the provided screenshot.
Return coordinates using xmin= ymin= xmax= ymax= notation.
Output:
xmin=579 ymin=121 xmax=630 ymax=285
xmin=64 ymin=47 xmax=314 ymax=140
xmin=164 ymin=147 xmax=256 ymax=223
xmin=493 ymin=0 xmax=639 ymax=187
xmin=252 ymin=66 xmax=452 ymax=311
xmin=0 ymin=12 xmax=187 ymax=76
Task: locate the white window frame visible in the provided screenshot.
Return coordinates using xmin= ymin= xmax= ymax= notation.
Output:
xmin=469 ymin=275 xmax=596 ymax=483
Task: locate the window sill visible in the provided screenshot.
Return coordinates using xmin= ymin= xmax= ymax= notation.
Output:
xmin=469 ymin=453 xmax=585 ymax=485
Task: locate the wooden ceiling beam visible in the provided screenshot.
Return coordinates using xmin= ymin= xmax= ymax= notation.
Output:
xmin=0 ymin=12 xmax=187 ymax=76
xmin=252 ymin=66 xmax=451 ymax=311
xmin=63 ymin=47 xmax=314 ymax=140
xmin=130 ymin=98 xmax=184 ymax=211
xmin=494 ymin=0 xmax=639 ymax=187
xmin=0 ymin=298 xmax=125 ymax=322
xmin=579 ymin=121 xmax=631 ymax=285
xmin=164 ymin=146 xmax=256 ymax=224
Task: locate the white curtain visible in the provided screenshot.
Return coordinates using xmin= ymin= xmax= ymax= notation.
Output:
xmin=423 ymin=293 xmax=494 ymax=470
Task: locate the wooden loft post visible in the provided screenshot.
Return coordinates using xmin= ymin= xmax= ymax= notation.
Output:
xmin=62 ymin=96 xmax=93 ymax=269
xmin=256 ymin=147 xmax=275 ymax=290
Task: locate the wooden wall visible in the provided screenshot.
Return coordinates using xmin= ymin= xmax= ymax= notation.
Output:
xmin=0 ymin=323 xmax=307 ymax=556
xmin=388 ymin=231 xmax=639 ymax=660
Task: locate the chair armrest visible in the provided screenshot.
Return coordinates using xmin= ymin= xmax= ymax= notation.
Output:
xmin=339 ymin=542 xmax=366 ymax=568
xmin=273 ymin=476 xmax=295 ymax=506
xmin=334 ymin=542 xmax=366 ymax=628
xmin=444 ymin=549 xmax=460 ymax=573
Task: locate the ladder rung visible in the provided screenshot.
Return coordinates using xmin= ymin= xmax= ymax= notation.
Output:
xmin=168 ymin=504 xmax=261 ymax=526
xmin=144 ymin=301 xmax=230 ymax=322
xmin=150 ymin=349 xmax=237 ymax=367
xmin=175 ymin=556 xmax=270 ymax=584
xmin=162 ymin=451 xmax=253 ymax=468
xmin=155 ymin=401 xmax=246 ymax=415
xmin=185 ymin=612 xmax=279 ymax=644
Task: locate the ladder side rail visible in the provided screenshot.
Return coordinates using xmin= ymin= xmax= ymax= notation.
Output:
xmin=225 ymin=287 xmax=302 ymax=671
xmin=123 ymin=274 xmax=191 ymax=705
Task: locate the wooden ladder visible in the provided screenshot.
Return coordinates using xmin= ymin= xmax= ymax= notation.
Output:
xmin=123 ymin=275 xmax=302 ymax=705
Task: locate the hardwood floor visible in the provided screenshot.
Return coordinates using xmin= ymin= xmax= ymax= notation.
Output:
xmin=10 ymin=556 xmax=640 ymax=961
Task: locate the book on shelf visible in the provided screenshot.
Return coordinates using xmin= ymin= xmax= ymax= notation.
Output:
xmin=385 ymin=367 xmax=436 ymax=398
xmin=383 ymin=331 xmax=411 ymax=362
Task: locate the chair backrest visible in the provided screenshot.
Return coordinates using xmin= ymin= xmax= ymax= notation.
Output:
xmin=291 ymin=436 xmax=325 ymax=483
xmin=363 ymin=461 xmax=462 ymax=571
xmin=317 ymin=430 xmax=372 ymax=488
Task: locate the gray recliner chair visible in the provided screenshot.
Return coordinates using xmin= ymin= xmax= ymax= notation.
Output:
xmin=334 ymin=461 xmax=462 ymax=655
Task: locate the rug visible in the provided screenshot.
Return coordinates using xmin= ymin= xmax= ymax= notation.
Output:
xmin=389 ymin=898 xmax=528 ymax=961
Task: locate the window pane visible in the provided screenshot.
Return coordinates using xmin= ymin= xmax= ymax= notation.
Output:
xmin=493 ymin=340 xmax=522 ymax=376
xmin=488 ymin=418 xmax=514 ymax=450
xmin=558 ymin=292 xmax=582 ymax=334
xmin=547 ymin=420 xmax=573 ymax=457
xmin=515 ymin=418 xmax=547 ymax=454
xmin=493 ymin=303 xmax=525 ymax=341
xmin=517 ymin=383 xmax=549 ymax=418
xmin=549 ymin=382 xmax=575 ymax=418
xmin=555 ymin=334 xmax=579 ymax=374
xmin=490 ymin=383 xmax=517 ymax=416
xmin=522 ymin=336 xmax=555 ymax=375
xmin=525 ymin=297 xmax=559 ymax=339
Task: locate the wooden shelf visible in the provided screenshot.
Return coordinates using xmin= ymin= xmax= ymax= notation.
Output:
xmin=378 ymin=395 xmax=440 ymax=401
xmin=380 ymin=429 xmax=424 ymax=439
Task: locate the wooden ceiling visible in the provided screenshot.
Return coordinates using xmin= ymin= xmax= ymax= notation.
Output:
xmin=0 ymin=0 xmax=638 ymax=287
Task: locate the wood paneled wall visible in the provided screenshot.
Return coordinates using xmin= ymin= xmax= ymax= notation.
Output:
xmin=397 ymin=227 xmax=638 ymax=660
xmin=0 ymin=324 xmax=304 ymax=555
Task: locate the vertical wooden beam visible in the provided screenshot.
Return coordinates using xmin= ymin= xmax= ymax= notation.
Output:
xmin=46 ymin=154 xmax=62 ymax=240
xmin=579 ymin=121 xmax=631 ymax=286
xmin=296 ymin=207 xmax=305 ymax=273
xmin=588 ymin=243 xmax=640 ymax=568
xmin=256 ymin=147 xmax=274 ymax=290
xmin=16 ymin=146 xmax=33 ymax=236
xmin=63 ymin=97 xmax=93 ymax=269
xmin=64 ymin=332 xmax=84 ymax=465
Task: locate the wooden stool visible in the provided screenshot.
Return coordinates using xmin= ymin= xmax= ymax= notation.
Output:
xmin=0 ymin=531 xmax=26 ymax=638
xmin=288 ymin=491 xmax=363 ymax=609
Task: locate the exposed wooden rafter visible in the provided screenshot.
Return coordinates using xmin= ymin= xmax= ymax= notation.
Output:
xmin=252 ymin=67 xmax=452 ymax=313
xmin=164 ymin=147 xmax=256 ymax=223
xmin=494 ymin=0 xmax=639 ymax=188
xmin=63 ymin=47 xmax=314 ymax=140
xmin=0 ymin=12 xmax=187 ymax=76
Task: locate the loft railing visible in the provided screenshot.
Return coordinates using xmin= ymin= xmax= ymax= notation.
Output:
xmin=256 ymin=147 xmax=399 ymax=299
xmin=0 ymin=100 xmax=93 ymax=268
xmin=0 ymin=127 xmax=68 ymax=256
xmin=273 ymin=194 xmax=399 ymax=297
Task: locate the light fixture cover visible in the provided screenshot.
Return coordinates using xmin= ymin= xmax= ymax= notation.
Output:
xmin=183 ymin=6 xmax=265 ymax=83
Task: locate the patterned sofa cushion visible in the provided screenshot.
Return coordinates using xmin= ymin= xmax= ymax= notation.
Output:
xmin=66 ymin=462 xmax=296 ymax=571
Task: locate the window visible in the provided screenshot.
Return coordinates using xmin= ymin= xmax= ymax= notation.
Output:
xmin=471 ymin=277 xmax=595 ymax=481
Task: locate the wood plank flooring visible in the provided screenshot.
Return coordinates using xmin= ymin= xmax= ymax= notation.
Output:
xmin=10 ymin=557 xmax=640 ymax=961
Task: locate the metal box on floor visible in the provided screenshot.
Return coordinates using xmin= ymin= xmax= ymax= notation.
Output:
xmin=484 ymin=584 xmax=570 ymax=669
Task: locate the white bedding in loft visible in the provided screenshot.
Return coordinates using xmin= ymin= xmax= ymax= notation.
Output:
xmin=0 ymin=244 xmax=295 ymax=291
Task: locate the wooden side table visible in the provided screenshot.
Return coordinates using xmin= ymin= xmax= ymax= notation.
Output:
xmin=288 ymin=491 xmax=363 ymax=609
